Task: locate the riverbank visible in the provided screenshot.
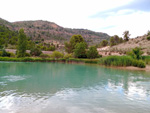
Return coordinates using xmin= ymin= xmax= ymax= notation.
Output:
xmin=99 ymin=65 xmax=150 ymax=72
xmin=0 ymin=57 xmax=99 ymax=64
xmin=0 ymin=57 xmax=149 ymax=71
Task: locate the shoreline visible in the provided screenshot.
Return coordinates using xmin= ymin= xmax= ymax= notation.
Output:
xmin=99 ymin=65 xmax=150 ymax=72
xmin=0 ymin=57 xmax=149 ymax=71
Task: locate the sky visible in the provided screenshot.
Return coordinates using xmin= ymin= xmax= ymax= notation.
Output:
xmin=0 ymin=0 xmax=150 ymax=37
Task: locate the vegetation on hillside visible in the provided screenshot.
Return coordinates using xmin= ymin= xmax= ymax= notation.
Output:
xmin=0 ymin=18 xmax=110 ymax=45
xmin=0 ymin=18 xmax=150 ymax=69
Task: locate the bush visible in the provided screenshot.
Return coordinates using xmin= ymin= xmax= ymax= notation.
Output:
xmin=87 ymin=46 xmax=99 ymax=59
xmin=51 ymin=51 xmax=64 ymax=59
xmin=99 ymin=56 xmax=146 ymax=68
xmin=127 ymin=47 xmax=143 ymax=60
xmin=30 ymin=47 xmax=42 ymax=56
xmin=25 ymin=53 xmax=31 ymax=57
xmin=8 ymin=52 xmax=16 ymax=57
xmin=74 ymin=42 xmax=87 ymax=58
xmin=147 ymin=36 xmax=150 ymax=40
xmin=64 ymin=53 xmax=73 ymax=59
xmin=0 ymin=51 xmax=2 ymax=56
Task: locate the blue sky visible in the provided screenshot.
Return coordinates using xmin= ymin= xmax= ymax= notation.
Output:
xmin=0 ymin=0 xmax=150 ymax=37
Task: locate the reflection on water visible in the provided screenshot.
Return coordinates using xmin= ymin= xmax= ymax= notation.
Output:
xmin=0 ymin=62 xmax=150 ymax=113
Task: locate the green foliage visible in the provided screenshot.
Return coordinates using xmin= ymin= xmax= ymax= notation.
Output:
xmin=141 ymin=56 xmax=150 ymax=65
xmin=0 ymin=25 xmax=18 ymax=46
xmin=17 ymin=29 xmax=27 ymax=57
xmin=64 ymin=53 xmax=73 ymax=59
xmin=0 ymin=50 xmax=15 ymax=57
xmin=64 ymin=42 xmax=72 ymax=53
xmin=87 ymin=46 xmax=99 ymax=59
xmin=110 ymin=37 xmax=115 ymax=46
xmin=39 ymin=53 xmax=50 ymax=58
xmin=123 ymin=31 xmax=130 ymax=41
xmin=147 ymin=36 xmax=150 ymax=40
xmin=100 ymin=40 xmax=108 ymax=47
xmin=110 ymin=35 xmax=123 ymax=46
xmin=127 ymin=47 xmax=143 ymax=60
xmin=48 ymin=45 xmax=55 ymax=51
xmin=51 ymin=51 xmax=64 ymax=59
xmin=74 ymin=42 xmax=87 ymax=58
xmin=30 ymin=47 xmax=42 ymax=56
xmin=99 ymin=56 xmax=146 ymax=68
xmin=25 ymin=53 xmax=31 ymax=57
xmin=27 ymin=40 xmax=35 ymax=50
xmin=147 ymin=30 xmax=150 ymax=36
xmin=65 ymin=35 xmax=87 ymax=53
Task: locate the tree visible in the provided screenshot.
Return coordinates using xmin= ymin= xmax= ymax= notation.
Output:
xmin=65 ymin=35 xmax=87 ymax=53
xmin=51 ymin=51 xmax=64 ymax=59
xmin=17 ymin=29 xmax=27 ymax=57
xmin=87 ymin=46 xmax=99 ymax=59
xmin=114 ymin=35 xmax=120 ymax=43
xmin=74 ymin=42 xmax=87 ymax=58
xmin=110 ymin=37 xmax=115 ymax=46
xmin=30 ymin=47 xmax=42 ymax=56
xmin=123 ymin=31 xmax=130 ymax=41
xmin=127 ymin=47 xmax=143 ymax=60
xmin=100 ymin=40 xmax=108 ymax=47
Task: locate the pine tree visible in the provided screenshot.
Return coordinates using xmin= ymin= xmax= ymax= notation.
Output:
xmin=17 ymin=29 xmax=27 ymax=57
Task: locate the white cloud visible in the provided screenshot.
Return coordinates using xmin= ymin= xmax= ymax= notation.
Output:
xmin=0 ymin=0 xmax=149 ymax=37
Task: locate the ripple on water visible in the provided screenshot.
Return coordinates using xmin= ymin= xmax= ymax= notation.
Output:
xmin=1 ymin=75 xmax=28 ymax=82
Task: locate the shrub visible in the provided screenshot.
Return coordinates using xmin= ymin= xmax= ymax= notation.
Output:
xmin=87 ymin=46 xmax=99 ymax=59
xmin=100 ymin=40 xmax=108 ymax=47
xmin=99 ymin=56 xmax=146 ymax=68
xmin=127 ymin=47 xmax=143 ymax=60
xmin=74 ymin=42 xmax=87 ymax=58
xmin=25 ymin=53 xmax=31 ymax=57
xmin=8 ymin=52 xmax=15 ymax=57
xmin=0 ymin=51 xmax=2 ymax=56
xmin=51 ymin=51 xmax=64 ymax=59
xmin=64 ymin=53 xmax=73 ymax=59
xmin=30 ymin=47 xmax=42 ymax=56
xmin=147 ymin=36 xmax=150 ymax=40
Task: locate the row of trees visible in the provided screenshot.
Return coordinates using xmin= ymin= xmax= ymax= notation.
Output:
xmin=65 ymin=35 xmax=100 ymax=59
xmin=99 ymin=30 xmax=130 ymax=47
xmin=0 ymin=26 xmax=56 ymax=57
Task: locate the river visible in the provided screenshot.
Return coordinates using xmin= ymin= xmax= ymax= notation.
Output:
xmin=0 ymin=62 xmax=150 ymax=113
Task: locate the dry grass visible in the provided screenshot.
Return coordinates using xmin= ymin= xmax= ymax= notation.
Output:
xmin=111 ymin=35 xmax=150 ymax=54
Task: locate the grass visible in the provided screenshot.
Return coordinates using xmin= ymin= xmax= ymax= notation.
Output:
xmin=0 ymin=56 xmax=147 ymax=68
xmin=0 ymin=57 xmax=98 ymax=64
xmin=99 ymin=56 xmax=146 ymax=68
xmin=142 ymin=56 xmax=150 ymax=65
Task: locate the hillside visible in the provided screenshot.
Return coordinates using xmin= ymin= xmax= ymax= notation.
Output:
xmin=0 ymin=18 xmax=110 ymax=45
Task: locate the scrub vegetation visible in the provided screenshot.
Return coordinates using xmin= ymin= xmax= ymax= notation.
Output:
xmin=0 ymin=23 xmax=150 ymax=69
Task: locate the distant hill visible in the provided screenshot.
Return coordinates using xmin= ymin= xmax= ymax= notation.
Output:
xmin=110 ymin=35 xmax=150 ymax=55
xmin=0 ymin=18 xmax=110 ymax=45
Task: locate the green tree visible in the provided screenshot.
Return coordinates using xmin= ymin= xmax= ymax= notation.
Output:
xmin=65 ymin=35 xmax=87 ymax=53
xmin=100 ymin=40 xmax=108 ymax=47
xmin=127 ymin=47 xmax=143 ymax=60
xmin=74 ymin=42 xmax=87 ymax=58
xmin=123 ymin=31 xmax=130 ymax=41
xmin=30 ymin=47 xmax=42 ymax=56
xmin=51 ymin=51 xmax=64 ymax=59
xmin=110 ymin=37 xmax=115 ymax=46
xmin=87 ymin=46 xmax=99 ymax=59
xmin=17 ymin=29 xmax=27 ymax=57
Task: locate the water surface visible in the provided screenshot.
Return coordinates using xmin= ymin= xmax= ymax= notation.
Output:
xmin=0 ymin=62 xmax=150 ymax=113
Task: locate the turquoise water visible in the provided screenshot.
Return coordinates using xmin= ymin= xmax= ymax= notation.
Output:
xmin=0 ymin=62 xmax=150 ymax=113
